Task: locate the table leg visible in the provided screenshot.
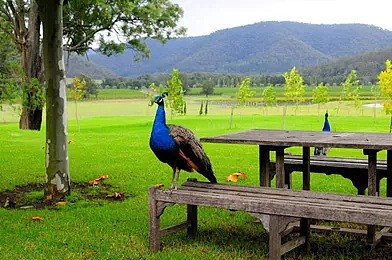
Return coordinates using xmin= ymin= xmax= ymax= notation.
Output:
xmin=367 ymin=151 xmax=377 ymax=196
xmin=387 ymin=150 xmax=392 ymax=197
xmin=275 ymin=147 xmax=285 ymax=188
xmin=302 ymin=147 xmax=310 ymax=191
xmin=301 ymin=146 xmax=310 ymax=253
xmin=259 ymin=146 xmax=271 ymax=187
xmin=366 ymin=150 xmax=378 ymax=244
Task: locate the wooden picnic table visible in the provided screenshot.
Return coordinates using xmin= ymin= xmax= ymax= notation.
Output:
xmin=201 ymin=129 xmax=392 ymax=195
xmin=200 ymin=129 xmax=392 ymax=244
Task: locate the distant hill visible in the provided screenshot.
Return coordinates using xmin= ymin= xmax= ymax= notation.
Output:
xmin=68 ymin=21 xmax=392 ymax=78
xmin=65 ymin=53 xmax=116 ymax=79
xmin=301 ymin=48 xmax=392 ymax=84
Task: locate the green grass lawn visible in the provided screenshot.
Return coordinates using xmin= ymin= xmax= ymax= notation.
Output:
xmin=95 ymin=88 xmax=148 ymax=99
xmin=1 ymin=98 xmax=391 ymax=259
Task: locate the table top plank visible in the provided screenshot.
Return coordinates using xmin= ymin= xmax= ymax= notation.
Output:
xmin=200 ymin=129 xmax=392 ymax=150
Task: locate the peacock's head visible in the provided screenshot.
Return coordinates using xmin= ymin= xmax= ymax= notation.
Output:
xmin=152 ymin=92 xmax=168 ymax=105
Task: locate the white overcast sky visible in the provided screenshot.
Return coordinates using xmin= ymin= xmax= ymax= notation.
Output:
xmin=172 ymin=0 xmax=392 ymax=36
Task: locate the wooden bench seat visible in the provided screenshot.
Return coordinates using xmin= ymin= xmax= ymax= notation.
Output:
xmin=149 ymin=180 xmax=392 ymax=260
xmin=269 ymin=155 xmax=388 ymax=195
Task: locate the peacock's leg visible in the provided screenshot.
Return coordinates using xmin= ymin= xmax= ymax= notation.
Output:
xmin=170 ymin=167 xmax=180 ymax=190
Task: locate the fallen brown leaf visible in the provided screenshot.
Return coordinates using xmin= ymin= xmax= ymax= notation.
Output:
xmin=56 ymin=201 xmax=66 ymax=206
xmin=154 ymin=183 xmax=164 ymax=189
xmin=226 ymin=172 xmax=248 ymax=182
xmin=106 ymin=192 xmax=125 ymax=200
xmin=88 ymin=175 xmax=109 ymax=185
xmin=31 ymin=216 xmax=44 ymax=221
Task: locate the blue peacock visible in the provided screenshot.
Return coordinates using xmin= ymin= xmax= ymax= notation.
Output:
xmin=149 ymin=93 xmax=217 ymax=189
xmin=314 ymin=112 xmax=331 ymax=156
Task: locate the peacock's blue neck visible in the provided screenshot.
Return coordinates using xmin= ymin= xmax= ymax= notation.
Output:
xmin=150 ymin=102 xmax=176 ymax=151
xmin=153 ymin=103 xmax=166 ymax=127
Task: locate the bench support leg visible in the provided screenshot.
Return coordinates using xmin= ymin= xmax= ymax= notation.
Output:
xmin=149 ymin=187 xmax=161 ymax=252
xmin=268 ymin=216 xmax=305 ymax=260
xmin=187 ymin=204 xmax=198 ymax=238
xmin=268 ymin=215 xmax=282 ymax=260
xmin=300 ymin=218 xmax=310 ymax=253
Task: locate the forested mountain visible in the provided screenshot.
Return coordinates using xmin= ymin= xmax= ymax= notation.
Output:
xmin=83 ymin=21 xmax=392 ymax=76
xmin=65 ymin=54 xmax=116 ymax=79
xmin=301 ymin=48 xmax=392 ymax=85
xmin=67 ymin=21 xmax=392 ymax=81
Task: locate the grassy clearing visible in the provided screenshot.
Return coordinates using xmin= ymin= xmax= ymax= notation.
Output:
xmin=95 ymin=88 xmax=148 ymax=99
xmin=1 ymin=98 xmax=392 ymax=259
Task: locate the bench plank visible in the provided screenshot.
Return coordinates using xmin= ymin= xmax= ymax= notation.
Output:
xmin=182 ymin=181 xmax=392 ymax=205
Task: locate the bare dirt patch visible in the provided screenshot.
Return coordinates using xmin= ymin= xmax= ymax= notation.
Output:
xmin=0 ymin=181 xmax=128 ymax=209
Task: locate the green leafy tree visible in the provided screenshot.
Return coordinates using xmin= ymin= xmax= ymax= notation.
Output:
xmin=229 ymin=77 xmax=255 ymax=128
xmin=1 ymin=0 xmax=186 ymax=130
xmin=182 ymin=101 xmax=187 ymax=115
xmin=262 ymin=85 xmax=277 ymax=114
xmin=1 ymin=0 xmax=184 ymax=201
xmin=350 ymin=84 xmax=362 ymax=112
xmin=371 ymin=84 xmax=381 ymax=120
xmin=378 ymin=59 xmax=392 ymax=132
xmin=312 ymin=83 xmax=329 ymax=115
xmin=0 ymin=0 xmax=43 ymax=129
xmin=167 ymin=68 xmax=185 ymax=116
xmin=0 ymin=23 xmax=22 ymax=109
xmin=237 ymin=77 xmax=255 ymax=105
xmin=337 ymin=70 xmax=360 ymax=115
xmin=76 ymin=74 xmax=98 ymax=99
xmin=282 ymin=67 xmax=304 ymax=128
xmin=283 ymin=67 xmax=305 ymax=115
xmin=200 ymin=78 xmax=214 ymax=97
xmin=70 ymin=76 xmax=87 ymax=132
xmin=199 ymin=101 xmax=203 ymax=115
xmin=148 ymin=82 xmax=166 ymax=96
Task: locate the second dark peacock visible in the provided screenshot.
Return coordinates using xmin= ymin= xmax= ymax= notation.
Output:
xmin=149 ymin=93 xmax=217 ymax=189
xmin=314 ymin=112 xmax=331 ymax=156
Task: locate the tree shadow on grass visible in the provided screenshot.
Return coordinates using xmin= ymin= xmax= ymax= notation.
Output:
xmin=0 ymin=181 xmax=133 ymax=209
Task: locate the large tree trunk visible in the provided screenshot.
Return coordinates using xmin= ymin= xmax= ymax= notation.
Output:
xmin=38 ymin=0 xmax=70 ymax=200
xmin=19 ymin=0 xmax=44 ymax=131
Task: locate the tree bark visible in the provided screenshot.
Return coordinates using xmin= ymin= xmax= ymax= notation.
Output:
xmin=19 ymin=0 xmax=43 ymax=131
xmin=37 ymin=0 xmax=70 ymax=200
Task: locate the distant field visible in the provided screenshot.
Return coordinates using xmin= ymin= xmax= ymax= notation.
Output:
xmin=29 ymin=83 xmax=384 ymax=103
xmin=63 ymin=85 xmax=380 ymax=101
xmin=187 ymin=85 xmax=378 ymax=100
xmin=95 ymin=88 xmax=148 ymax=99
xmin=2 ymin=96 xmax=387 ymax=124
